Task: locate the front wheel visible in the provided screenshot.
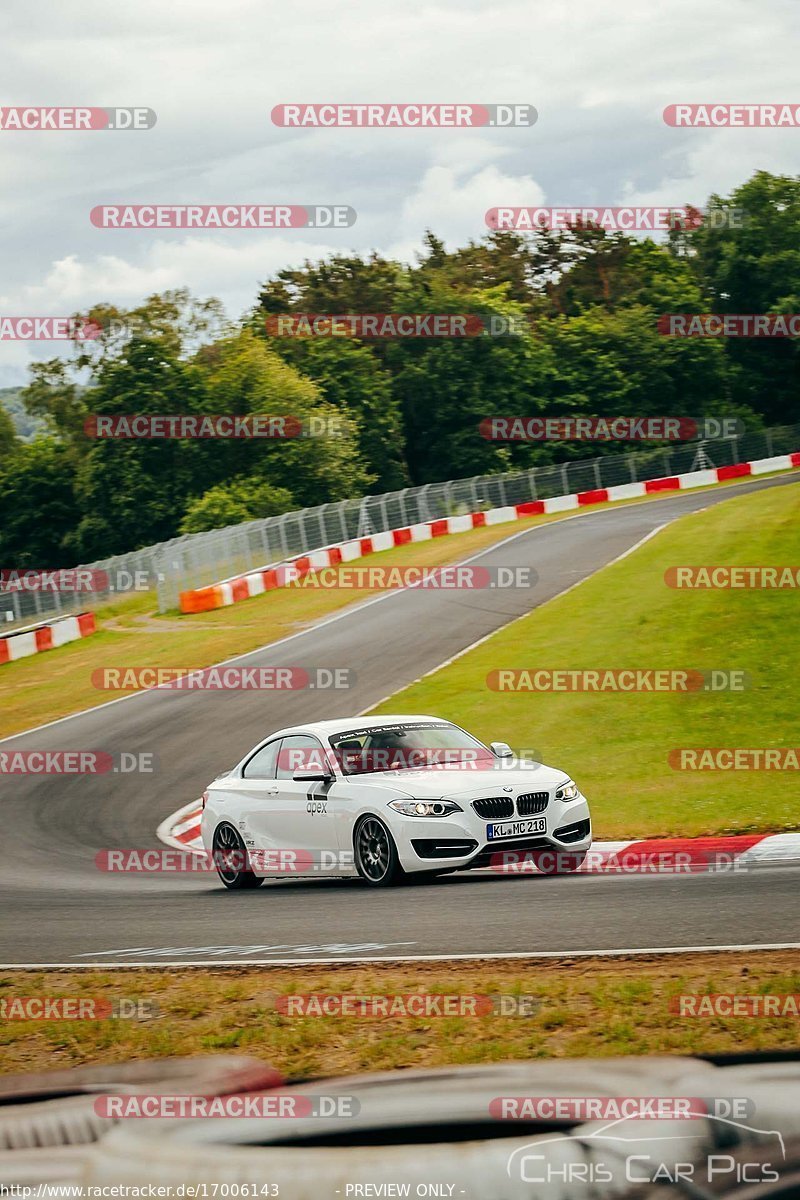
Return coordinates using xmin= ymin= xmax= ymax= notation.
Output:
xmin=212 ymin=822 xmax=264 ymax=889
xmin=354 ymin=816 xmax=404 ymax=887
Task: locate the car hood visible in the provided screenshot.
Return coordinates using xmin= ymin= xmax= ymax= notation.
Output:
xmin=348 ymin=763 xmax=571 ymax=799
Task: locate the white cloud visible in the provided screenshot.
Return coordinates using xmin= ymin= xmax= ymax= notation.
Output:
xmin=391 ymin=163 xmax=545 ymax=259
xmin=0 ymin=0 xmax=797 ymax=383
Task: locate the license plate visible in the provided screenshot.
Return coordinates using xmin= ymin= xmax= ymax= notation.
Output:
xmin=486 ymin=817 xmax=546 ymax=840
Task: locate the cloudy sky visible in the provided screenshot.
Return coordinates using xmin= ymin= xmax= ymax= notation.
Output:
xmin=0 ymin=0 xmax=798 ymax=385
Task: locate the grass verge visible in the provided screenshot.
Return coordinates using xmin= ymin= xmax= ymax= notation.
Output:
xmin=0 ymin=952 xmax=797 ymax=1076
xmin=370 ymin=481 xmax=800 ymax=838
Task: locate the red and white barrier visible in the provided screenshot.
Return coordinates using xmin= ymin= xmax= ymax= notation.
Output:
xmin=0 ymin=612 xmax=97 ymax=667
xmin=179 ymin=452 xmax=800 ymax=614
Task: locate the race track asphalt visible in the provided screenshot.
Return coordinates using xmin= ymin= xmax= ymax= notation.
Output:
xmin=1 ymin=474 xmax=798 ymax=965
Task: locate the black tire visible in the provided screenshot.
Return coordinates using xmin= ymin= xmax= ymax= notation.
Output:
xmin=212 ymin=823 xmax=264 ymax=889
xmin=353 ymin=816 xmax=404 ymax=887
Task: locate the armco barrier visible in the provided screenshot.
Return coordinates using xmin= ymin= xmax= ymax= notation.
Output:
xmin=0 ymin=612 xmax=96 ymax=667
xmin=178 ymin=451 xmax=800 ymax=614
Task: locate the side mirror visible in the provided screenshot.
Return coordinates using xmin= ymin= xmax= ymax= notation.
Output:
xmin=293 ymin=768 xmax=334 ymax=783
xmin=490 ymin=741 xmax=514 ymax=759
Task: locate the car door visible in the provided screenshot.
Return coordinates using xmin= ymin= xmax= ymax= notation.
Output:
xmin=250 ymin=733 xmax=339 ymax=872
xmin=223 ymin=737 xmax=284 ymax=869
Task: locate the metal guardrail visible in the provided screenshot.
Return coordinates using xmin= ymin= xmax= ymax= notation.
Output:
xmin=1 ymin=423 xmax=797 ymax=625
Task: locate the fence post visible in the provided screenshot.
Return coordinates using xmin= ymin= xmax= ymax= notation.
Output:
xmin=498 ymin=475 xmax=508 ymax=507
xmin=277 ymin=513 xmax=290 ymax=558
xmin=260 ymin=521 xmax=271 ymax=566
xmin=560 ymin=461 xmax=570 ymax=495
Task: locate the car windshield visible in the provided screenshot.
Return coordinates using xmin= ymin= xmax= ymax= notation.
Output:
xmin=329 ymin=722 xmax=493 ymax=776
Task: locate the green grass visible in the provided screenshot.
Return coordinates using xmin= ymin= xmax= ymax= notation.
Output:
xmin=370 ymin=481 xmax=800 ymax=838
xmin=0 ymin=953 xmax=796 ymax=1074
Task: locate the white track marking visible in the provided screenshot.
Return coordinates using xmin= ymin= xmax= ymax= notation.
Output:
xmin=1 ymin=942 xmax=797 ymax=969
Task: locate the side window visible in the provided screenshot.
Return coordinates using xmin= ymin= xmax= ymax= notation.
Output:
xmin=276 ymin=734 xmax=327 ymax=780
xmin=243 ymin=739 xmax=282 ymax=780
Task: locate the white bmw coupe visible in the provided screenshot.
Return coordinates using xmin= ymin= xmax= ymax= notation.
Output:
xmin=200 ymin=715 xmax=592 ymax=888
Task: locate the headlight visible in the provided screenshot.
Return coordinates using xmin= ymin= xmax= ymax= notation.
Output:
xmin=388 ymin=799 xmax=463 ymax=817
xmin=555 ymin=780 xmax=580 ymax=801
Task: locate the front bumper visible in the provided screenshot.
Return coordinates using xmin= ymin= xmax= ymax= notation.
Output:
xmin=391 ymin=796 xmax=592 ymax=873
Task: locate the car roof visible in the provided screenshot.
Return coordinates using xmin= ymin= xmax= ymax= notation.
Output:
xmin=265 ymin=715 xmax=450 ymax=740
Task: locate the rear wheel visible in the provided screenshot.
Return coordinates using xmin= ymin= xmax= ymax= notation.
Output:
xmin=212 ymin=823 xmax=264 ymax=889
xmin=354 ymin=816 xmax=404 ymax=887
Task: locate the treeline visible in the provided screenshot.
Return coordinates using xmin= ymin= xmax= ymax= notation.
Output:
xmin=1 ymin=170 xmax=798 ymax=567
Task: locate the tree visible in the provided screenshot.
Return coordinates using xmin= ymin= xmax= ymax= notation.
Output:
xmin=260 ymin=335 xmax=408 ymax=492
xmin=0 ymin=439 xmax=79 ymax=567
xmin=0 ymin=403 xmax=17 ymax=460
xmin=67 ymin=337 xmax=214 ymax=559
xmin=671 ymin=171 xmax=800 ymax=425
xmin=195 ymin=330 xmax=375 ymax=506
xmin=180 ymin=479 xmax=294 ymax=534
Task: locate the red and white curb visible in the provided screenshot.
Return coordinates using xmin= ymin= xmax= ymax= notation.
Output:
xmin=0 ymin=611 xmax=97 ymax=667
xmin=179 ymin=452 xmax=800 ymax=613
xmin=156 ymin=803 xmax=800 ymax=872
xmin=156 ymin=799 xmax=206 ymax=850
